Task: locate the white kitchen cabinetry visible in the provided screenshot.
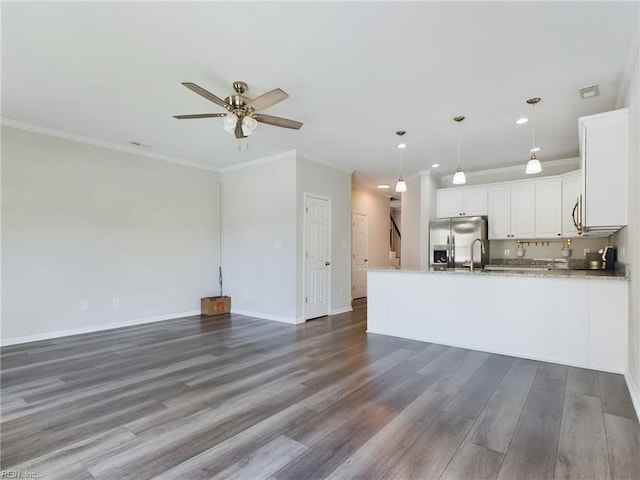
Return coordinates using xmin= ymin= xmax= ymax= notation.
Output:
xmin=562 ymin=171 xmax=582 ymax=238
xmin=535 ymin=178 xmax=562 ymax=238
xmin=436 ymin=187 xmax=487 ymax=218
xmin=487 ymin=183 xmax=535 ymax=239
xmin=368 ymin=270 xmax=628 ymax=373
xmin=579 ymin=109 xmax=628 ymax=235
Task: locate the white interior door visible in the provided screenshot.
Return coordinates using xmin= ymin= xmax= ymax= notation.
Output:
xmin=352 ymin=212 xmax=368 ymax=299
xmin=304 ymin=195 xmax=331 ymax=320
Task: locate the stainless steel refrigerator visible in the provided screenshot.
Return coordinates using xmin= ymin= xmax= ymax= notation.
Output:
xmin=430 ymin=216 xmax=488 ymax=270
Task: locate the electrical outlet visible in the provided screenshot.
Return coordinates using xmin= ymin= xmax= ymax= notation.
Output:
xmin=80 ymin=301 xmax=89 ymax=312
xmin=112 ymin=298 xmax=120 ymax=308
xmin=504 ymin=249 xmax=510 ymax=256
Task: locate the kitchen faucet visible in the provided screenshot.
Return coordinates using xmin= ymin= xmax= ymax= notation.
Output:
xmin=470 ymin=238 xmax=486 ymax=271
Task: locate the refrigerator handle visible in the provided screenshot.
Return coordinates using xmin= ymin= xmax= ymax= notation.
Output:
xmin=449 ymin=235 xmax=455 ymax=268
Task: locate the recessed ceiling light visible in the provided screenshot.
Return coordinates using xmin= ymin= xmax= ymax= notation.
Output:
xmin=432 ymin=163 xmax=440 ymax=168
xmin=516 ymin=117 xmax=529 ymax=125
xmin=530 ymin=147 xmax=541 ymax=153
xmin=397 ymin=143 xmax=407 ymax=149
xmin=377 ymin=184 xmax=390 ymax=189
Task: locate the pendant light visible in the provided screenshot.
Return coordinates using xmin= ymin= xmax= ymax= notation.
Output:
xmin=452 ymin=116 xmax=466 ymax=185
xmin=525 ymin=97 xmax=542 ymax=174
xmin=395 ymin=130 xmax=407 ymax=192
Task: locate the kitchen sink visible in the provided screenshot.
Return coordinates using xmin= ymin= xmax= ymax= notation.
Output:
xmin=483 ymin=265 xmax=552 ymax=272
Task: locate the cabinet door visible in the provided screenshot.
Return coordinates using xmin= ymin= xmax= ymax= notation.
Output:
xmin=510 ymin=183 xmax=535 ymax=239
xmin=436 ymin=189 xmax=463 ymax=218
xmin=487 ymin=186 xmax=511 ymax=239
xmin=535 ymin=179 xmax=562 ymax=238
xmin=582 ymin=110 xmax=628 ymax=228
xmin=461 ymin=188 xmax=488 ymax=216
xmin=562 ymin=172 xmax=582 ymax=237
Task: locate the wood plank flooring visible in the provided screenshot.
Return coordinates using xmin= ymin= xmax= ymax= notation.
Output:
xmin=1 ymin=299 xmax=639 ymax=479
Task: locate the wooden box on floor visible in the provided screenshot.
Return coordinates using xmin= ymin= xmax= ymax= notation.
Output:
xmin=201 ymin=296 xmax=231 ymax=316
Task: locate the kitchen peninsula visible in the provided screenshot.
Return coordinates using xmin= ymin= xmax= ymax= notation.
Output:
xmin=367 ymin=268 xmax=629 ymax=373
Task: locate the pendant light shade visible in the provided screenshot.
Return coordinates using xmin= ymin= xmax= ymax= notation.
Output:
xmin=241 ymin=116 xmax=258 ymax=136
xmin=525 ymin=153 xmax=542 ymax=174
xmin=525 ymin=97 xmax=542 ymax=175
xmin=222 ymin=113 xmax=238 ymax=135
xmin=395 ymin=131 xmax=407 ymax=193
xmin=452 ymin=116 xmax=466 ymax=185
xmin=452 ymin=167 xmax=466 ymax=185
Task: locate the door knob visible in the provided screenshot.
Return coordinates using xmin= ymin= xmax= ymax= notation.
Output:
xmin=325 ymin=261 xmax=331 ymax=266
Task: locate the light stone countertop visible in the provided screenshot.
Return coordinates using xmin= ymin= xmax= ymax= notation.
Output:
xmin=368 ymin=266 xmax=630 ymax=281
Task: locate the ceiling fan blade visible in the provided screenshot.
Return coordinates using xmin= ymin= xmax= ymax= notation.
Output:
xmin=234 ymin=118 xmax=246 ymax=138
xmin=173 ymin=113 xmax=226 ymax=119
xmin=246 ymin=88 xmax=289 ymax=112
xmin=181 ymin=82 xmax=232 ymax=111
xmin=254 ymin=113 xmax=303 ymax=130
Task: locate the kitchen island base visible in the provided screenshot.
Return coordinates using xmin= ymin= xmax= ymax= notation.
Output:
xmin=367 ymin=270 xmax=628 ymax=373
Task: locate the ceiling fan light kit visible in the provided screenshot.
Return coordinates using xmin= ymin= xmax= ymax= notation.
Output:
xmin=174 ymin=81 xmax=303 ymax=139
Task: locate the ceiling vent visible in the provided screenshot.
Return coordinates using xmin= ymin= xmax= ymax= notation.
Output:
xmin=579 ymin=84 xmax=600 ymax=99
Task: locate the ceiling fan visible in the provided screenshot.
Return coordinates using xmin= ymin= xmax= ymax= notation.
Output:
xmin=173 ymin=81 xmax=303 ymax=139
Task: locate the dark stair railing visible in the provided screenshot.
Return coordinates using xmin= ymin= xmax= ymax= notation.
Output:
xmin=390 ymin=214 xmax=401 ymax=239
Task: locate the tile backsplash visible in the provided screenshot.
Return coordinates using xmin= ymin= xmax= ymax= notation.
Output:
xmin=489 ymin=237 xmax=610 ymax=260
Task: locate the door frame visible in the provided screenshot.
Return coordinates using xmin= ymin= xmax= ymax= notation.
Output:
xmin=302 ymin=192 xmax=332 ymax=321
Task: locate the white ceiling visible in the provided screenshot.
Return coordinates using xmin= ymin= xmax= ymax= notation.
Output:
xmin=2 ymin=2 xmax=638 ymax=190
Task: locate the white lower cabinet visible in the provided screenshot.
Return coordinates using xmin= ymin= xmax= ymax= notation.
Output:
xmin=368 ymin=270 xmax=628 ymax=373
xmin=588 ymin=280 xmax=628 ymax=372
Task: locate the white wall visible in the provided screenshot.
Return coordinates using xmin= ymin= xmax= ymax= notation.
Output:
xmin=1 ymin=126 xmax=220 ymax=343
xmin=616 ymin=47 xmax=640 ymax=408
xmin=400 ymin=175 xmax=422 ymax=269
xmin=351 ymin=186 xmax=394 ymax=269
xmin=220 ymin=152 xmax=298 ymax=322
xmin=420 ymin=170 xmax=440 ymax=268
xmin=298 ymin=157 xmax=352 ymax=316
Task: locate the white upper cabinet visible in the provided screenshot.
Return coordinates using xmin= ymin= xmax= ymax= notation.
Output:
xmin=487 ymin=186 xmax=511 ymax=239
xmin=487 ymin=183 xmax=535 ymax=239
xmin=562 ymin=171 xmax=582 ymax=238
xmin=579 ymin=109 xmax=628 ymax=234
xmin=436 ymin=187 xmax=487 ymax=218
xmin=535 ymin=178 xmax=562 ymax=238
xmin=509 ymin=183 xmax=536 ymax=239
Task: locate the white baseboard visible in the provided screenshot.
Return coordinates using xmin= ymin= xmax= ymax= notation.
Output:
xmin=0 ymin=310 xmax=200 ymax=346
xmin=624 ymin=370 xmax=640 ymax=421
xmin=331 ymin=306 xmax=353 ymax=315
xmin=231 ymin=309 xmax=303 ymax=325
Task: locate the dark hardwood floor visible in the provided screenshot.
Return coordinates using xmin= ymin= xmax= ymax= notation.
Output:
xmin=1 ymin=299 xmax=639 ymax=479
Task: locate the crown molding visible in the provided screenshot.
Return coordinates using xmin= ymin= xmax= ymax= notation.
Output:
xmin=615 ymin=31 xmax=639 ymax=109
xmin=219 ymin=149 xmax=297 ymax=172
xmin=440 ymin=157 xmax=580 ymax=186
xmin=298 ymin=154 xmax=354 ymax=175
xmin=1 ymin=118 xmax=219 ymax=172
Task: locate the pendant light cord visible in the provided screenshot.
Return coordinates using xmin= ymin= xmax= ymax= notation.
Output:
xmin=458 ymin=124 xmax=462 ymax=167
xmin=531 ymin=104 xmax=536 ymax=151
